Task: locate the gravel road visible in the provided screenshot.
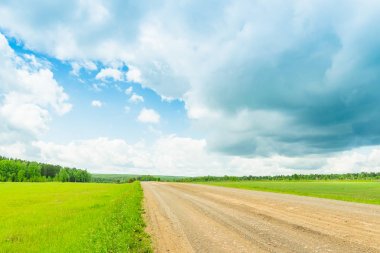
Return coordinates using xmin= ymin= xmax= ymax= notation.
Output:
xmin=142 ymin=182 xmax=380 ymax=253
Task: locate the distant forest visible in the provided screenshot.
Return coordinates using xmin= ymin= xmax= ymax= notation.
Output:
xmin=0 ymin=156 xmax=91 ymax=182
xmin=90 ymin=172 xmax=380 ymax=183
xmin=2 ymin=155 xmax=379 ymax=183
xmin=177 ymin=172 xmax=380 ymax=182
xmin=91 ymin=174 xmax=181 ymax=183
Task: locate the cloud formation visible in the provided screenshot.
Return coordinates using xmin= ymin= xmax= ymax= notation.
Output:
xmin=126 ymin=66 xmax=142 ymax=83
xmin=138 ymin=108 xmax=160 ymax=124
xmin=95 ymin=67 xmax=123 ymax=81
xmin=129 ymin=93 xmax=144 ymax=103
xmin=0 ymin=33 xmax=71 ymax=146
xmin=125 ymin=86 xmax=133 ymax=95
xmin=33 ymin=136 xmax=213 ymax=175
xmin=1 ymin=1 xmax=380 ymax=167
xmin=91 ymin=100 xmax=103 ymax=108
xmin=32 ymin=136 xmax=380 ymax=176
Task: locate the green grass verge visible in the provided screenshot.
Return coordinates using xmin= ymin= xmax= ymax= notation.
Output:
xmin=0 ymin=182 xmax=152 ymax=253
xmin=199 ymin=181 xmax=380 ymax=205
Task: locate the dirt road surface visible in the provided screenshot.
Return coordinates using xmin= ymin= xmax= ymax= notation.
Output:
xmin=142 ymin=182 xmax=380 ymax=253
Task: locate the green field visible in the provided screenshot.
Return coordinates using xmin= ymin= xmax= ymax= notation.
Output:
xmin=200 ymin=181 xmax=380 ymax=205
xmin=0 ymin=182 xmax=151 ymax=253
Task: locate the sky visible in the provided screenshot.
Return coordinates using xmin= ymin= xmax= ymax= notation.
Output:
xmin=1 ymin=0 xmax=380 ymax=176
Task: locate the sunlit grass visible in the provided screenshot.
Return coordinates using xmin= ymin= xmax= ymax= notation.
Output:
xmin=200 ymin=181 xmax=380 ymax=205
xmin=0 ymin=182 xmax=151 ymax=252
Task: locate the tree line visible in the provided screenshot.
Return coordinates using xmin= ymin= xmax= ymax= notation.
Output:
xmin=0 ymin=156 xmax=91 ymax=182
xmin=176 ymin=172 xmax=380 ymax=182
xmin=128 ymin=175 xmax=161 ymax=183
xmin=92 ymin=174 xmax=161 ymax=184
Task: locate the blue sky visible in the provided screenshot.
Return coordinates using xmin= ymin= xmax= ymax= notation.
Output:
xmin=6 ymin=38 xmax=191 ymax=143
xmin=1 ymin=0 xmax=380 ymax=176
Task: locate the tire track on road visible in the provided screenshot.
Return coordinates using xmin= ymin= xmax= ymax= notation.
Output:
xmin=143 ymin=182 xmax=380 ymax=253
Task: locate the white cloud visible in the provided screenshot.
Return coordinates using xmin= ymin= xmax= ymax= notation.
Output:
xmin=70 ymin=60 xmax=97 ymax=76
xmin=0 ymin=33 xmax=71 ymax=143
xmin=125 ymin=86 xmax=133 ymax=95
xmin=124 ymin=106 xmax=131 ymax=113
xmin=91 ymin=100 xmax=103 ymax=108
xmin=31 ymin=136 xmax=380 ymax=176
xmin=22 ymin=54 xmax=51 ymax=69
xmin=128 ymin=93 xmax=144 ymax=103
xmin=0 ymin=99 xmax=50 ymax=135
xmin=78 ymin=0 xmax=110 ymax=25
xmin=91 ymin=82 xmax=106 ymax=92
xmin=137 ymin=108 xmax=160 ymax=124
xmin=0 ymin=142 xmax=26 ymax=158
xmin=33 ymin=138 xmax=152 ymax=172
xmin=95 ymin=67 xmax=123 ymax=81
xmin=32 ymin=136 xmax=218 ymax=175
xmin=70 ymin=62 xmax=82 ymax=76
xmin=322 ymin=147 xmax=380 ymax=173
xmin=126 ymin=65 xmax=142 ymax=83
xmin=151 ymin=136 xmax=216 ymax=175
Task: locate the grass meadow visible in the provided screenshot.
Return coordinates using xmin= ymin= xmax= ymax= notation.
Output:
xmin=201 ymin=181 xmax=380 ymax=205
xmin=0 ymin=182 xmax=151 ymax=253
